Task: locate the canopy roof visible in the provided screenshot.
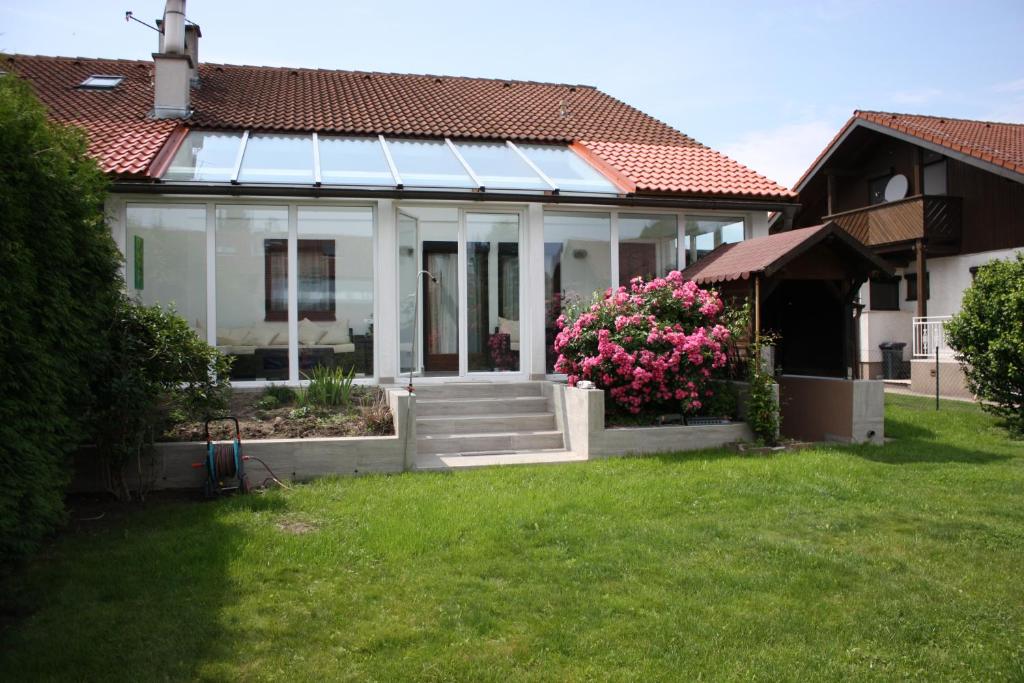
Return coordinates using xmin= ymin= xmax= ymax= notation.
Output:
xmin=680 ymin=222 xmax=893 ymax=284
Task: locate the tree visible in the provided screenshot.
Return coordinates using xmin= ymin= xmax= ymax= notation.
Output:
xmin=945 ymin=253 xmax=1024 ymax=435
xmin=0 ymin=72 xmax=122 ymax=568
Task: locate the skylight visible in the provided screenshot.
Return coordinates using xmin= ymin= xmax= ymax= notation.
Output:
xmin=160 ymin=130 xmax=622 ymax=195
xmin=79 ymin=75 xmax=124 ymax=89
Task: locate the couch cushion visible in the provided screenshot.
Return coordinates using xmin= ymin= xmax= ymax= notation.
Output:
xmin=320 ymin=320 xmax=351 ymax=345
xmin=299 ymin=318 xmax=326 ymax=346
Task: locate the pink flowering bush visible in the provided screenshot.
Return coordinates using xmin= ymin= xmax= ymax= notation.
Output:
xmin=553 ymin=271 xmax=731 ymax=415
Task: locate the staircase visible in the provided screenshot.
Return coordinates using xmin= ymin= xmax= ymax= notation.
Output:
xmin=413 ymin=382 xmax=570 ymax=468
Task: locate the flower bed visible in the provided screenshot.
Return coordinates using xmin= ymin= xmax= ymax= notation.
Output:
xmin=554 ymin=271 xmax=732 ymax=417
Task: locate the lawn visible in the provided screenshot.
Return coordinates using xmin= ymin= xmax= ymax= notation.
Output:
xmin=2 ymin=394 xmax=1022 ymax=681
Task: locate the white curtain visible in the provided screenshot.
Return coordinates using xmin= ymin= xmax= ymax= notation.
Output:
xmin=427 ymin=252 xmax=458 ymax=354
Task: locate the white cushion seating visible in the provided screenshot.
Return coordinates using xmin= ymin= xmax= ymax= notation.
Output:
xmin=216 ymin=319 xmax=357 ymax=355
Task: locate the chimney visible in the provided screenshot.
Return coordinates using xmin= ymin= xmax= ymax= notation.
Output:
xmin=152 ymin=0 xmax=192 ymax=118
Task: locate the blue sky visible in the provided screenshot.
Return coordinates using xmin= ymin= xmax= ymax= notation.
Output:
xmin=3 ymin=0 xmax=1023 ymax=186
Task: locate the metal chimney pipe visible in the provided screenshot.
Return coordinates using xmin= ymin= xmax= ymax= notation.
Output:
xmin=162 ymin=0 xmax=186 ymax=55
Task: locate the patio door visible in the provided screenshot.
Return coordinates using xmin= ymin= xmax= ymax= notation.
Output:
xmin=398 ymin=207 xmax=521 ymax=378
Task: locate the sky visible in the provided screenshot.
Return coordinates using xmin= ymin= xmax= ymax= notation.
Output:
xmin=2 ymin=0 xmax=1023 ymax=188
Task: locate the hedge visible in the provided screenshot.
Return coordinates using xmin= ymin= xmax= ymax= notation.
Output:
xmin=0 ymin=73 xmax=122 ymax=569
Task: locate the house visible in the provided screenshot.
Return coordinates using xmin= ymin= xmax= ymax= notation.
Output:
xmin=779 ymin=110 xmax=1024 ymax=396
xmin=4 ymin=0 xmax=798 ymax=390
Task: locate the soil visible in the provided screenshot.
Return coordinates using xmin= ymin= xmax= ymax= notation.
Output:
xmin=160 ymin=388 xmax=394 ymax=442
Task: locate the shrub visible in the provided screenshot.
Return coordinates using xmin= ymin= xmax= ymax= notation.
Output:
xmin=299 ymin=365 xmax=356 ymax=409
xmin=554 ymin=271 xmax=731 ymax=415
xmin=945 ymin=253 xmax=1024 ymax=435
xmin=0 ymin=73 xmax=122 ymax=569
xmin=262 ymin=384 xmax=296 ymax=406
xmin=92 ymin=297 xmax=232 ymax=498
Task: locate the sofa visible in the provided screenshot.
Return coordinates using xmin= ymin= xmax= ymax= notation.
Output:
xmin=218 ymin=318 xmax=361 ymax=379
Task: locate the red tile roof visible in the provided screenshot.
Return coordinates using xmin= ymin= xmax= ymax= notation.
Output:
xmin=794 ymin=110 xmax=1024 ymax=191
xmin=681 ymin=221 xmax=890 ymax=283
xmin=4 ymin=54 xmax=794 ymax=199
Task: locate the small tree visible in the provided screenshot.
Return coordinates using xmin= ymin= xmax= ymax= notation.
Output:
xmin=945 ymin=253 xmax=1024 ymax=435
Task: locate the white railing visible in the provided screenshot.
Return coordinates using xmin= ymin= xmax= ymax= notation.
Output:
xmin=912 ymin=316 xmax=954 ymax=358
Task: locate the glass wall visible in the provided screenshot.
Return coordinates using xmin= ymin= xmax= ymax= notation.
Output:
xmin=467 ymin=213 xmax=520 ymax=372
xmin=126 ymin=204 xmax=207 ymax=335
xmin=618 ymin=213 xmax=678 ymax=286
xmin=684 ymin=216 xmax=745 ymax=267
xmin=544 ymin=211 xmax=611 ymax=372
xmin=296 ymin=207 xmax=374 ymax=377
xmin=215 ymin=205 xmax=290 ymax=381
xmin=398 ymin=207 xmax=460 ymax=376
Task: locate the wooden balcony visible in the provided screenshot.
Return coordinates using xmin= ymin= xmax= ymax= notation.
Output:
xmin=824 ymin=195 xmax=961 ymax=251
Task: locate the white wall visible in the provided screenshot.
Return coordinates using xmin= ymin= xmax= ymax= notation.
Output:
xmin=925 ymin=248 xmax=1023 ymax=316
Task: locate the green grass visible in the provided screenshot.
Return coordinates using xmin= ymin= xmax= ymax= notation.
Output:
xmin=2 ymin=394 xmax=1023 ymax=681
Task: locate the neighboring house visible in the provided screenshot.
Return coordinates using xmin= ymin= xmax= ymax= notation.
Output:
xmin=4 ymin=0 xmax=797 ymax=388
xmin=780 ymin=110 xmax=1024 ymax=395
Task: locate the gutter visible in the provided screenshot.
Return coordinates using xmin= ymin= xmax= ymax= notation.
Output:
xmin=109 ymin=181 xmax=800 ymax=213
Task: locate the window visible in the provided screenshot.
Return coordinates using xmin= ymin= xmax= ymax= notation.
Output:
xmin=868 ymin=174 xmax=891 ymax=205
xmin=543 ymin=211 xmax=611 ymax=372
xmin=923 ymin=159 xmax=947 ymax=195
xmin=455 ymin=142 xmax=549 ymax=191
xmin=905 ymin=272 xmax=930 ymax=301
xmin=263 ymin=240 xmax=337 ymax=322
xmin=684 ymin=216 xmax=745 ymax=267
xmin=618 ymin=214 xmax=678 ymax=285
xmin=519 ymin=145 xmax=618 ymax=194
xmin=385 ymin=139 xmax=474 ymax=188
xmin=79 ymin=75 xmax=123 ymax=89
xmin=238 ymin=134 xmax=314 ymax=184
xmin=869 ymin=276 xmax=901 ymax=311
xmin=319 ymin=136 xmax=394 ymax=186
xmin=164 ymin=131 xmax=244 ymax=182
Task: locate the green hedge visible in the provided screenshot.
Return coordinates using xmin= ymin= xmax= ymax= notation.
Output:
xmin=0 ymin=74 xmax=122 ymax=569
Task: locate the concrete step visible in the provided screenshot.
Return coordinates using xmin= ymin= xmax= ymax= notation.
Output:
xmin=415 ymin=449 xmax=586 ymax=471
xmin=416 ymin=396 xmax=550 ymax=417
xmin=416 ymin=412 xmax=556 ymax=436
xmin=411 ymin=382 xmax=543 ymax=400
xmin=416 ymin=430 xmax=566 ymax=456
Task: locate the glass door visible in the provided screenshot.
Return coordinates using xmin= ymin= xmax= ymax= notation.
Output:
xmin=398 ymin=207 xmax=521 ymax=377
xmin=398 ymin=207 xmax=460 ymax=377
xmin=466 ymin=212 xmax=520 ymax=373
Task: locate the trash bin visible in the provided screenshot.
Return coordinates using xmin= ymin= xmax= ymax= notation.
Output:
xmin=879 ymin=342 xmax=907 ymax=379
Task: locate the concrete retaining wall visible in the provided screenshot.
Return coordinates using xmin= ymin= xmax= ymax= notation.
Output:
xmin=71 ymin=388 xmax=416 ymax=493
xmin=550 ymin=383 xmax=755 ymax=458
xmin=778 ymin=375 xmax=883 ymax=445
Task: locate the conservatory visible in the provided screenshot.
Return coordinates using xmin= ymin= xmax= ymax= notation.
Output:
xmin=112 ymin=130 xmax=764 ymax=386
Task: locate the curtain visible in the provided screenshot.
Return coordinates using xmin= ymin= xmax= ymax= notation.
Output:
xmin=427 ymin=252 xmax=458 ymax=354
xmin=500 ymin=254 xmax=519 ymax=320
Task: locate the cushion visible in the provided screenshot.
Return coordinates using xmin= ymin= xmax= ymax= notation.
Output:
xmin=319 ymin=320 xmax=351 ymax=345
xmin=298 ymin=318 xmax=326 ymax=346
xmin=218 ymin=326 xmax=251 ymax=345
xmin=498 ymin=317 xmax=520 ymax=345
xmin=241 ymin=326 xmax=278 ymax=347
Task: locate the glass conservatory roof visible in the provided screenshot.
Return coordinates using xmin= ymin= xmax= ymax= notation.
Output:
xmin=160 ymin=130 xmax=620 ymax=195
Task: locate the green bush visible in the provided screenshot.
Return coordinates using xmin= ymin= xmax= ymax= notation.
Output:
xmin=299 ymin=365 xmax=356 ymax=409
xmin=262 ymin=384 xmax=296 ymax=406
xmin=92 ymin=297 xmax=232 ymax=499
xmin=945 ymin=253 xmax=1024 ymax=435
xmin=0 ymin=73 xmax=122 ymax=569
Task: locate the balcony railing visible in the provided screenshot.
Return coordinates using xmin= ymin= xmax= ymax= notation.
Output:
xmin=912 ymin=316 xmax=954 ymax=358
xmin=824 ymin=195 xmax=961 ymax=249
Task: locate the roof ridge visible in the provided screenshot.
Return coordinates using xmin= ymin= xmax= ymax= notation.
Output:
xmin=4 ymin=53 xmax=598 ymax=90
xmin=856 ymin=109 xmax=1024 ymax=128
